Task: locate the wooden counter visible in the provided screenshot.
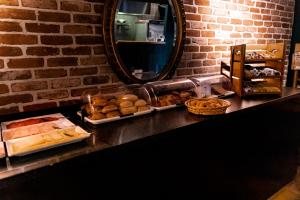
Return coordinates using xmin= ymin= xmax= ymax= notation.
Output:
xmin=0 ymin=87 xmax=300 ymax=199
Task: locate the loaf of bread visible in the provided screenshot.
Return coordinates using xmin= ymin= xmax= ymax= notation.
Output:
xmin=120 ymin=106 xmax=137 ymax=115
xmin=102 ymin=105 xmax=118 ymax=113
xmin=119 ymin=100 xmax=133 ymax=108
xmin=135 ymin=99 xmax=147 ymax=107
xmin=119 ymin=94 xmax=138 ymax=102
xmin=88 ymin=112 xmax=106 ymax=120
xmin=138 ymin=105 xmax=150 ymax=112
xmin=92 ymin=97 xmax=108 ymax=107
xmin=106 ymin=111 xmax=120 ymax=118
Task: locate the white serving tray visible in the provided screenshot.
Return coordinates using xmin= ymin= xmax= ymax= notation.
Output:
xmin=6 ymin=126 xmax=91 ymax=157
xmin=78 ymin=107 xmax=154 ymax=125
xmin=1 ymin=113 xmax=65 ymax=131
xmin=0 ymin=142 xmax=5 ymax=158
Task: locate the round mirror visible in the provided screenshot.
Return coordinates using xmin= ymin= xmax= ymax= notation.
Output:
xmin=103 ymin=0 xmax=186 ymax=84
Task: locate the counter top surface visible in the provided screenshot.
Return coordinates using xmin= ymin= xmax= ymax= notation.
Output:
xmin=0 ymin=87 xmax=300 ymax=181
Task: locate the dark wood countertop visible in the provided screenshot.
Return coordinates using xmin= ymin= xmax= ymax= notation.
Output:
xmin=0 ymin=87 xmax=300 ymax=200
xmin=0 ymin=87 xmax=300 ymax=181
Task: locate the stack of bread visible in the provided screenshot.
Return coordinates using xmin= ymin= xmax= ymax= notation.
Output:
xmin=83 ymin=93 xmax=150 ymax=120
xmin=157 ymin=90 xmax=194 ymax=107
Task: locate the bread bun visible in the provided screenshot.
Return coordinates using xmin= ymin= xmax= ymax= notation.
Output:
xmin=119 ymin=94 xmax=138 ymax=102
xmin=106 ymin=111 xmax=120 ymax=118
xmin=120 ymin=106 xmax=137 ymax=115
xmin=138 ymin=105 xmax=150 ymax=112
xmin=134 ymin=99 xmax=147 ymax=107
xmin=102 ymin=105 xmax=118 ymax=113
xmin=91 ymin=97 xmax=108 ymax=107
xmin=179 ymin=91 xmax=192 ymax=98
xmin=88 ymin=112 xmax=106 ymax=120
xmin=119 ymin=100 xmax=133 ymax=108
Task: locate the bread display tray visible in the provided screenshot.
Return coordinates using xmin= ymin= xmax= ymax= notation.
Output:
xmin=152 ymin=104 xmax=181 ymax=111
xmin=0 ymin=142 xmax=5 ymax=158
xmin=6 ymin=126 xmax=91 ymax=157
xmin=77 ymin=107 xmax=154 ymax=125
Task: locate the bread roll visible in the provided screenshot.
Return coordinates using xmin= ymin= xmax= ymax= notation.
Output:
xmin=119 ymin=100 xmax=133 ymax=108
xmin=119 ymin=94 xmax=138 ymax=102
xmin=120 ymin=106 xmax=137 ymax=115
xmin=88 ymin=112 xmax=106 ymax=120
xmin=179 ymin=91 xmax=192 ymax=98
xmin=92 ymin=97 xmax=108 ymax=107
xmin=106 ymin=111 xmax=120 ymax=118
xmin=102 ymin=105 xmax=118 ymax=113
xmin=138 ymin=105 xmax=150 ymax=112
xmin=134 ymin=99 xmax=147 ymax=107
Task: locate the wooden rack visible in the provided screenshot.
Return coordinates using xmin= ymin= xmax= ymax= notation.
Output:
xmin=221 ymin=43 xmax=285 ymax=97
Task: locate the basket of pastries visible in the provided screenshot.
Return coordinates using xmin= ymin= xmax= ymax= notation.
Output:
xmin=185 ymin=98 xmax=231 ymax=115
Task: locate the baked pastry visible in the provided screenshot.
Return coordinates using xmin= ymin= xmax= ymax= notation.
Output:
xmin=119 ymin=100 xmax=133 ymax=108
xmin=179 ymin=91 xmax=192 ymax=98
xmin=138 ymin=105 xmax=150 ymax=112
xmin=102 ymin=105 xmax=118 ymax=113
xmin=119 ymin=94 xmax=138 ymax=102
xmin=91 ymin=97 xmax=108 ymax=107
xmin=106 ymin=111 xmax=120 ymax=118
xmin=120 ymin=106 xmax=137 ymax=115
xmin=88 ymin=112 xmax=106 ymax=120
xmin=134 ymin=99 xmax=147 ymax=107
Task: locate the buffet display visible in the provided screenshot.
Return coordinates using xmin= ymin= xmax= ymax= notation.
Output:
xmin=1 ymin=113 xmax=90 ymax=157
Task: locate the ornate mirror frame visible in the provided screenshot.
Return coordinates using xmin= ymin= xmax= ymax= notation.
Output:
xmin=103 ymin=0 xmax=186 ymax=84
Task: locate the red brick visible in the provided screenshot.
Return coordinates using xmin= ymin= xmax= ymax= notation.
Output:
xmin=37 ymin=90 xmax=69 ymax=100
xmin=94 ymin=4 xmax=103 ymax=13
xmin=187 ymin=30 xmax=200 ymax=37
xmin=38 ymin=11 xmax=70 ymax=22
xmin=252 ymin=14 xmax=262 ymax=20
xmin=277 ymin=5 xmax=284 ymax=11
xmin=0 ymin=60 xmax=3 ymax=68
xmin=93 ymin=46 xmax=105 ymax=54
xmin=8 ymin=58 xmax=44 ymax=68
xmin=83 ymin=75 xmax=109 ymax=85
xmin=188 ymin=61 xmax=202 ymax=68
xmin=243 ymin=33 xmax=252 ymax=38
xmin=184 ymin=5 xmax=197 ymax=13
xmin=0 ymin=94 xmax=33 ymax=106
xmin=231 ymin=19 xmax=242 ymax=25
xmin=61 ymin=1 xmax=91 ymax=12
xmin=62 ymin=47 xmax=91 ymax=55
xmin=26 ymin=23 xmax=60 ymax=33
xmin=256 ymin=2 xmax=266 ymax=8
xmin=0 ymin=0 xmax=18 ymax=6
xmin=207 ymin=24 xmax=220 ymax=30
xmin=208 ymin=39 xmax=221 ymax=45
xmin=48 ymin=57 xmax=78 ymax=67
xmin=0 ymin=84 xmax=9 ymax=94
xmin=0 ymin=8 xmax=36 ymax=20
xmin=183 ymin=0 xmax=193 ymax=4
xmin=176 ymin=68 xmax=192 ymax=76
xmin=51 ymin=78 xmax=81 ymax=89
xmin=254 ymin=21 xmax=263 ymax=26
xmin=0 ymin=34 xmax=37 ymax=45
xmin=11 ymin=81 xmax=48 ymax=92
xmin=0 ymin=47 xmax=22 ymax=56
xmin=250 ymin=8 xmax=260 ymax=13
xmin=201 ymin=31 xmax=214 ymax=37
xmin=258 ymin=27 xmax=267 ymax=33
xmin=263 ymin=15 xmax=271 ymax=21
xmin=273 ymin=34 xmax=281 ymax=39
xmin=80 ymin=56 xmax=107 ymax=65
xmin=27 ymin=47 xmax=59 ymax=56
xmin=200 ymin=46 xmax=213 ymax=52
xmin=222 ymin=25 xmax=233 ymax=31
xmin=207 ymin=52 xmax=221 ymax=59
xmin=243 ymin=20 xmax=253 ymax=25
xmin=230 ymin=33 xmax=242 ymax=38
xmin=59 ymin=100 xmax=82 ymax=107
xmin=35 ymin=69 xmax=67 ymax=78
xmin=192 ymin=53 xmax=207 ymax=59
xmin=21 ymin=0 xmax=57 ymax=9
xmin=215 ymin=46 xmax=227 ymax=51
xmin=70 ymin=67 xmax=98 ymax=76
xmin=195 ymin=0 xmax=210 ymax=6
xmin=202 ymin=15 xmax=216 ymax=23
xmin=23 ymin=102 xmax=57 ymax=112
xmin=0 ymin=22 xmax=22 ymax=32
xmin=272 ymin=16 xmax=281 ymax=21
xmin=41 ymin=36 xmax=73 ymax=45
xmin=0 ymin=70 xmax=31 ymax=81
xmin=75 ymin=36 xmax=102 ymax=44
xmin=264 ymin=22 xmax=272 ymax=27
xmin=191 ymin=22 xmax=205 ymax=29
xmin=185 ymin=14 xmax=201 ymax=21
xmin=198 ymin=7 xmax=211 ymax=14
xmin=73 ymin=14 xmax=101 ymax=24
xmin=63 ymin=25 xmax=93 ymax=34
xmin=71 ymin=87 xmax=98 ymax=97
xmin=217 ymin=17 xmax=230 ymax=23
xmin=203 ymin=60 xmax=216 ymax=66
xmin=267 ymin=3 xmax=276 ymax=9
xmin=184 ymin=46 xmax=199 ymax=52
xmin=0 ymin=106 xmax=19 ymax=116
xmin=100 ymin=84 xmax=124 ymax=94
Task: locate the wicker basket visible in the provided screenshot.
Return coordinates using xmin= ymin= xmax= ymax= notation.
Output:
xmin=185 ymin=98 xmax=231 ymax=115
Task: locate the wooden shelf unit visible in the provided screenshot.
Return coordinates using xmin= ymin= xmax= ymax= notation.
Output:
xmin=222 ymin=43 xmax=285 ymax=97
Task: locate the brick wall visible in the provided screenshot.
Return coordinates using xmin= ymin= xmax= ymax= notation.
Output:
xmin=0 ymin=0 xmax=295 ymax=115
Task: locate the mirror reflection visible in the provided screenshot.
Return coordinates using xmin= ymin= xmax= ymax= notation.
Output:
xmin=115 ymin=0 xmax=176 ymax=81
